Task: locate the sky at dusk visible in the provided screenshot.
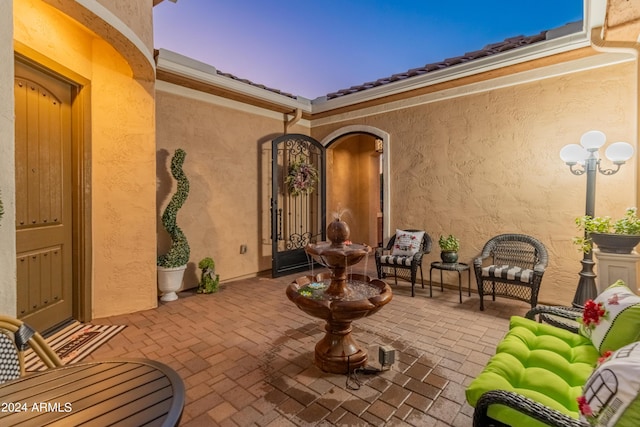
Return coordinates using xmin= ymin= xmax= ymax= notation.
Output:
xmin=153 ymin=1 xmax=584 ymax=100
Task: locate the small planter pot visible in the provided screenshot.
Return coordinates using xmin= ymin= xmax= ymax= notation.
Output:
xmin=590 ymin=233 xmax=640 ymax=254
xmin=157 ymin=265 xmax=187 ymax=301
xmin=440 ymin=251 xmax=459 ymax=264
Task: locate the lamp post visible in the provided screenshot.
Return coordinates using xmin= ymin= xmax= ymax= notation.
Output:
xmin=560 ymin=130 xmax=634 ymax=307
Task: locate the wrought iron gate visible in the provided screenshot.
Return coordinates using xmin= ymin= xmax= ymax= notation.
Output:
xmin=271 ymin=134 xmax=325 ymax=277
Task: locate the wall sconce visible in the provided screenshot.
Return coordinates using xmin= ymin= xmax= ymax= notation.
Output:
xmin=375 ymin=139 xmax=383 ymax=153
xmin=560 ymin=130 xmax=634 ymax=307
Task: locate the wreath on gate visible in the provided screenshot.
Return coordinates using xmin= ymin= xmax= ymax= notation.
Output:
xmin=285 ymin=160 xmax=318 ymax=197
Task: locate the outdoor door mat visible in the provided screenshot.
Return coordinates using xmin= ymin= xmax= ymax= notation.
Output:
xmin=24 ymin=321 xmax=126 ymax=371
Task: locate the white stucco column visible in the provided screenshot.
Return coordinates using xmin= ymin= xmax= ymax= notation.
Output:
xmin=594 ymin=249 xmax=640 ymax=295
xmin=0 ymin=0 xmax=17 ymax=317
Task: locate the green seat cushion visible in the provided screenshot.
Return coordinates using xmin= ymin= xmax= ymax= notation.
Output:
xmin=466 ymin=316 xmax=599 ymax=427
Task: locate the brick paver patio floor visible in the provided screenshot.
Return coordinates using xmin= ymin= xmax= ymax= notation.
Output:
xmin=87 ymin=258 xmax=530 ymax=426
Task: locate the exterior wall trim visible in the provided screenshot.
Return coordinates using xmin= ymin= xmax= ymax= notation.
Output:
xmin=45 ymin=0 xmax=155 ymax=80
xmin=311 ymin=51 xmax=634 ymax=127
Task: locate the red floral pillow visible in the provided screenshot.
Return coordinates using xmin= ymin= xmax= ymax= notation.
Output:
xmin=578 ymin=280 xmax=640 ymax=355
xmin=391 ymin=229 xmax=425 ymax=257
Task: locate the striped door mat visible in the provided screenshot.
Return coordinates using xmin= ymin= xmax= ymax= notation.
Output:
xmin=24 ymin=321 xmax=126 ymax=372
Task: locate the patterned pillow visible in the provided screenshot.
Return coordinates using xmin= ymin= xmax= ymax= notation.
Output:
xmin=391 ymin=229 xmax=425 ymax=257
xmin=578 ymin=341 xmax=640 ymax=426
xmin=0 ymin=332 xmax=21 ymax=384
xmin=579 ymin=280 xmax=640 ymax=355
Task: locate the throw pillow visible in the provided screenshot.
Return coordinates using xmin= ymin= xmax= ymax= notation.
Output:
xmin=577 ymin=341 xmax=640 ymax=426
xmin=391 ymin=229 xmax=425 ymax=257
xmin=578 ymin=279 xmax=640 ymax=355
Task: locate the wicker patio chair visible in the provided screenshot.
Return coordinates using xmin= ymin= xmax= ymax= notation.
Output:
xmin=0 ymin=315 xmax=62 ymax=383
xmin=471 ymin=305 xmax=590 ymax=427
xmin=375 ymin=229 xmax=432 ymax=297
xmin=474 ymin=234 xmax=548 ymax=311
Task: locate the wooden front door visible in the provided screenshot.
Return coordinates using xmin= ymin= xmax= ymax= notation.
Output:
xmin=14 ymin=61 xmax=74 ymax=332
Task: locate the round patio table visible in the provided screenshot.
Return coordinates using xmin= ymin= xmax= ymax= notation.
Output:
xmin=0 ymin=358 xmax=184 ymax=426
xmin=429 ymin=261 xmax=471 ymax=303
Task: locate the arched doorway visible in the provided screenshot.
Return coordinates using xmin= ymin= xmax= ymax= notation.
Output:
xmin=321 ymin=126 xmax=390 ymax=247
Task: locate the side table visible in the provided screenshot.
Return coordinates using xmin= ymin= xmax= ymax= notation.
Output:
xmin=430 ymin=261 xmax=471 ymax=303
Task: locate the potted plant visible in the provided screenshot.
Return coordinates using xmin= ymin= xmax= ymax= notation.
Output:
xmin=197 ymin=257 xmax=219 ymax=294
xmin=439 ymin=234 xmax=460 ymax=263
xmin=574 ymin=207 xmax=640 ymax=254
xmin=157 ymin=149 xmax=190 ymax=301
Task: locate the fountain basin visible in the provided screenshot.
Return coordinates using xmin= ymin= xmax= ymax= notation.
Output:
xmin=286 ymin=272 xmax=393 ymax=373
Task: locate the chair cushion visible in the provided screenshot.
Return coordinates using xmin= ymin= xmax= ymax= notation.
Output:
xmin=0 ymin=331 xmax=21 ymax=384
xmin=578 ymin=341 xmax=640 ymax=426
xmin=466 ymin=316 xmax=599 ymax=427
xmin=578 ymin=280 xmax=640 ymax=355
xmin=379 ymin=254 xmax=412 ymax=266
xmin=481 ymin=264 xmax=533 ymax=283
xmin=391 ymin=229 xmax=424 ymax=256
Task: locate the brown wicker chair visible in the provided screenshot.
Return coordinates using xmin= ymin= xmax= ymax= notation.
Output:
xmin=375 ymin=229 xmax=432 ymax=297
xmin=0 ymin=315 xmax=62 ymax=383
xmin=474 ymin=234 xmax=548 ymax=311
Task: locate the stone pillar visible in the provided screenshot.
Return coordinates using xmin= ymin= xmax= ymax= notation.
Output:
xmin=594 ymin=249 xmax=640 ymax=295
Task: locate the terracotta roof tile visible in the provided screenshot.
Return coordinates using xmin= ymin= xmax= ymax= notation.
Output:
xmin=325 ymin=28 xmax=553 ymax=100
xmin=201 ymin=21 xmax=579 ymax=102
xmin=215 ymin=70 xmax=298 ymax=99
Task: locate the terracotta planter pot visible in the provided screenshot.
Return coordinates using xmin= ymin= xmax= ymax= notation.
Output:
xmin=590 ymin=233 xmax=640 ymax=254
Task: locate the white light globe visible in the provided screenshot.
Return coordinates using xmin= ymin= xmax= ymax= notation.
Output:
xmin=560 ymin=144 xmax=589 ymax=164
xmin=580 ymin=130 xmax=606 ymax=150
xmin=605 ymin=142 xmax=634 ymax=163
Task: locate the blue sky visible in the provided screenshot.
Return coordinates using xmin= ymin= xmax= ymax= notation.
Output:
xmin=153 ymin=1 xmax=584 ymax=99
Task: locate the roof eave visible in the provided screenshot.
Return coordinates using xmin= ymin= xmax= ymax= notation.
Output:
xmin=311 ymin=30 xmax=592 ymax=114
xmin=155 ymin=48 xmax=313 ymax=113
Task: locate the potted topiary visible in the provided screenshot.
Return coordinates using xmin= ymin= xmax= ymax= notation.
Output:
xmin=439 ymin=234 xmax=460 ymax=263
xmin=157 ymin=149 xmax=190 ymax=301
xmin=574 ymin=207 xmax=640 ymax=254
xmin=197 ymin=257 xmax=220 ymax=294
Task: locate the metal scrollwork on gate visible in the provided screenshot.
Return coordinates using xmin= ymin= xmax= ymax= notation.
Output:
xmin=271 ymin=134 xmax=325 ymax=276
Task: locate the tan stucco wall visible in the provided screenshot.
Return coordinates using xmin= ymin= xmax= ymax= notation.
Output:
xmin=90 ymin=39 xmax=157 ymax=318
xmin=155 ymin=87 xmax=309 ymax=287
xmin=96 ymin=0 xmax=153 ymax=51
xmin=12 ymin=0 xmax=157 ymax=319
xmin=0 ymin=1 xmax=16 ymax=317
xmin=605 ymin=0 xmax=640 ymax=40
xmin=42 ymin=0 xmax=154 ymax=81
xmin=313 ymin=61 xmax=638 ymax=306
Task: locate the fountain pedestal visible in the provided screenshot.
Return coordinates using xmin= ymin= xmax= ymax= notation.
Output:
xmin=316 ymin=318 xmax=367 ymax=373
xmin=286 ymin=218 xmax=393 ymax=374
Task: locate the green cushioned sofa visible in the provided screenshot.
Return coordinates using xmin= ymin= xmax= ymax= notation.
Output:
xmin=466 ymin=306 xmax=597 ymax=427
xmin=467 ymin=280 xmax=640 ymax=427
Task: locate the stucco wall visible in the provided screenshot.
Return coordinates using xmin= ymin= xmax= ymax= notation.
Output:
xmin=13 ymin=0 xmax=157 ymax=319
xmin=155 ymin=87 xmax=309 ymax=287
xmin=90 ymin=39 xmax=157 ymax=318
xmin=313 ymin=61 xmax=637 ymax=306
xmin=96 ymin=0 xmax=153 ymax=51
xmin=0 ymin=0 xmax=16 ymax=317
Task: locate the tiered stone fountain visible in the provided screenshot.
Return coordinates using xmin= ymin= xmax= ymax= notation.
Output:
xmin=286 ymin=218 xmax=393 ymax=374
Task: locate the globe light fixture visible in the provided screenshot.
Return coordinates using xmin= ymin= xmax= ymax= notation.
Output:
xmin=560 ymin=130 xmax=634 ymax=307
